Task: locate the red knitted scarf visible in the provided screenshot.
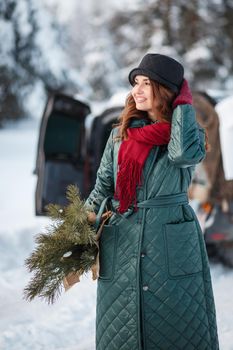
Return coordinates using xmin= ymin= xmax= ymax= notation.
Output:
xmin=114 ymin=122 xmax=171 ymax=213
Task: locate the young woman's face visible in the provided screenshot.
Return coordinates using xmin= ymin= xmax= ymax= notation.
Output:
xmin=131 ymin=75 xmax=157 ymax=120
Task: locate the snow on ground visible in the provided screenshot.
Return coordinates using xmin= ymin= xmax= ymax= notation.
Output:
xmin=0 ymin=116 xmax=233 ymax=349
xmin=0 ymin=118 xmax=96 ymax=350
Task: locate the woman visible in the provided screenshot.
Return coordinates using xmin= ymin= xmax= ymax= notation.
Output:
xmin=85 ymin=53 xmax=219 ymax=350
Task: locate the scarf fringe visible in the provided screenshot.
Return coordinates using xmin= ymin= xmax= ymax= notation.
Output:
xmin=115 ymin=158 xmax=142 ymax=213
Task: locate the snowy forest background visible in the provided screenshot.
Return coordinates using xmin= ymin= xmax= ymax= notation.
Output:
xmin=1 ymin=1 xmax=233 ymax=349
xmin=1 ymin=0 xmax=233 ymax=125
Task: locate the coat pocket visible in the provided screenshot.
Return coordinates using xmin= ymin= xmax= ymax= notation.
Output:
xmin=99 ymin=225 xmax=118 ymax=281
xmin=164 ymin=221 xmax=202 ymax=278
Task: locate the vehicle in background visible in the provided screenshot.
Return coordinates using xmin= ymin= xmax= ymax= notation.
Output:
xmin=34 ymin=90 xmax=233 ymax=267
xmin=34 ymin=92 xmax=122 ymax=215
xmin=191 ymin=91 xmax=233 ymax=267
xmin=87 ymin=105 xmax=124 ymax=190
xmin=34 ymin=92 xmax=91 ymax=215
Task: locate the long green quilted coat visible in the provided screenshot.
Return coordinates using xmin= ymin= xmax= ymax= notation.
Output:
xmin=85 ymin=104 xmax=219 ymax=350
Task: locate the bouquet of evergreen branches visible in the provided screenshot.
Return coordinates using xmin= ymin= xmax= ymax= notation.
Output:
xmin=24 ymin=185 xmax=98 ymax=304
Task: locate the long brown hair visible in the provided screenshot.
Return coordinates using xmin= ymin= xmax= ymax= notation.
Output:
xmin=117 ymin=80 xmax=176 ymax=140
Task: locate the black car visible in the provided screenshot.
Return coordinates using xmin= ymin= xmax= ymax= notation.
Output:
xmin=34 ymin=92 xmax=122 ymax=215
xmin=35 ymin=91 xmax=233 ymax=267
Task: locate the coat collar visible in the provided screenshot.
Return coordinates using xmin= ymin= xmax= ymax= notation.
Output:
xmin=129 ymin=118 xmax=151 ymax=128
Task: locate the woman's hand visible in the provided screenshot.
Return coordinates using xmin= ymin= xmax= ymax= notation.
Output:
xmin=172 ymin=79 xmax=193 ymax=108
xmin=63 ymin=271 xmax=81 ymax=291
xmin=87 ymin=211 xmax=97 ymax=224
xmin=87 ymin=210 xmax=112 ymax=224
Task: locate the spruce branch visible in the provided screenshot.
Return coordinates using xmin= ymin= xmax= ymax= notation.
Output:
xmin=24 ymin=185 xmax=98 ymax=304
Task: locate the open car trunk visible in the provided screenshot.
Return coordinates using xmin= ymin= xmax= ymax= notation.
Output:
xmin=35 ymin=93 xmax=91 ymax=215
xmin=35 ymin=93 xmax=123 ymax=216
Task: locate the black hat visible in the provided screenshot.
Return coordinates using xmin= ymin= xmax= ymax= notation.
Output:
xmin=128 ymin=53 xmax=184 ymax=92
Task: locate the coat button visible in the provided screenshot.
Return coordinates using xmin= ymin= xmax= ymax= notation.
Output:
xmin=143 ymin=285 xmax=149 ymax=291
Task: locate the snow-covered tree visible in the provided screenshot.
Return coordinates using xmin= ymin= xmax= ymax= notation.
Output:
xmin=0 ymin=0 xmax=85 ymax=124
xmin=1 ymin=0 xmax=233 ymax=121
xmin=68 ymin=0 xmax=233 ymax=99
xmin=68 ymin=0 xmax=126 ymax=100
